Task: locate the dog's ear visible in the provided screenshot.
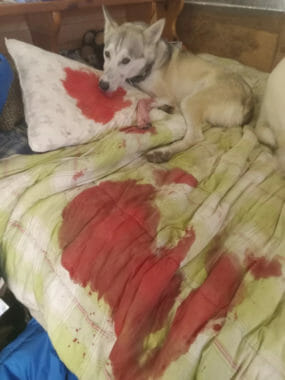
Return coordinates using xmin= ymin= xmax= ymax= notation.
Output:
xmin=102 ymin=6 xmax=118 ymax=38
xmin=143 ymin=19 xmax=165 ymax=44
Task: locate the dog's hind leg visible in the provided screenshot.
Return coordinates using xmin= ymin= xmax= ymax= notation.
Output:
xmin=146 ymin=82 xmax=253 ymax=163
xmin=145 ymin=91 xmax=208 ymax=163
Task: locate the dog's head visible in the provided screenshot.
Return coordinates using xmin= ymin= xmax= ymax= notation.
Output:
xmin=99 ymin=6 xmax=165 ymax=93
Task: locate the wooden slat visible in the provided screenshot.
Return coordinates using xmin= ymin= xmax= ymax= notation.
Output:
xmin=26 ymin=11 xmax=62 ymax=52
xmin=0 ymin=0 xmax=184 ymax=54
xmin=0 ymin=0 xmax=160 ymax=17
xmin=155 ymin=0 xmax=184 ymax=40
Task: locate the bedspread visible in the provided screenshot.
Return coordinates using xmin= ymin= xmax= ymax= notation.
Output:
xmin=0 ymin=57 xmax=285 ymax=380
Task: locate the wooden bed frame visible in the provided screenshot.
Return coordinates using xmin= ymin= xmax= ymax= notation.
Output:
xmin=0 ymin=0 xmax=184 ymax=53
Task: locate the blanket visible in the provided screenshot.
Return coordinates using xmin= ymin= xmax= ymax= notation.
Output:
xmin=1 ymin=56 xmax=285 ymax=380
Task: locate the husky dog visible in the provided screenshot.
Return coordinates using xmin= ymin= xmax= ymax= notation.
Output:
xmin=100 ymin=7 xmax=254 ymax=163
xmin=255 ymin=58 xmax=285 ymax=175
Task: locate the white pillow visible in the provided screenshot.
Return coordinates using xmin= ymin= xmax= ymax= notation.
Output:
xmin=6 ymin=39 xmax=147 ymax=152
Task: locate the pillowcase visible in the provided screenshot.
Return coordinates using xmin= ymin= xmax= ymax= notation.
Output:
xmin=5 ymin=39 xmax=147 ymax=152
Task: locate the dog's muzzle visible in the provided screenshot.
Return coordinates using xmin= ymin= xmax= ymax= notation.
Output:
xmin=99 ymin=79 xmax=110 ymax=92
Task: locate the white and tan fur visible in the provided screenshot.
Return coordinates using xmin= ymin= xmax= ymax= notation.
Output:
xmin=100 ymin=7 xmax=254 ymax=163
xmin=255 ymin=58 xmax=285 ymax=175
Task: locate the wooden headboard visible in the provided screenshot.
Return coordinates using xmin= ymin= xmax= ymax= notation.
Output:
xmin=0 ymin=0 xmax=184 ymax=54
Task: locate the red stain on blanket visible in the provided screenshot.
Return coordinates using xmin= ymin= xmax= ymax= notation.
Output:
xmin=62 ymin=68 xmax=131 ymax=124
xmin=245 ymin=252 xmax=282 ymax=279
xmin=213 ymin=323 xmax=222 ymax=332
xmin=59 ymin=180 xmax=245 ymax=379
xmin=155 ymin=168 xmax=198 ymax=187
xmin=72 ymin=170 xmax=84 ymax=181
xmin=150 ymin=255 xmax=242 ymax=378
xmin=60 ymin=180 xmax=195 ymax=378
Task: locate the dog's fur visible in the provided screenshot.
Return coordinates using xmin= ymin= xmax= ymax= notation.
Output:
xmin=255 ymin=58 xmax=285 ymax=175
xmin=100 ymin=7 xmax=254 ymax=163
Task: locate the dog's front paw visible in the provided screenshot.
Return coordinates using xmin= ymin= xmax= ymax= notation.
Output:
xmin=158 ymin=104 xmax=174 ymax=114
xmin=145 ymin=149 xmax=172 ymax=163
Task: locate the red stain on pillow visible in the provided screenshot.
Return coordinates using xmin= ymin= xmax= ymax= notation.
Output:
xmin=62 ymin=68 xmax=132 ymax=124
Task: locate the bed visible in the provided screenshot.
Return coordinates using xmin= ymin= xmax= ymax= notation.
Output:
xmin=0 ymin=1 xmax=285 ymax=379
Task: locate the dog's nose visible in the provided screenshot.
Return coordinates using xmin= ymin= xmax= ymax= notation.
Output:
xmin=99 ymin=80 xmax=110 ymax=92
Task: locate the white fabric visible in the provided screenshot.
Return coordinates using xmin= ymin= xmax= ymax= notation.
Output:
xmin=6 ymin=39 xmax=146 ymax=152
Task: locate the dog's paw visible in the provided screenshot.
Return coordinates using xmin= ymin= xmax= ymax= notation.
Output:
xmin=149 ymin=108 xmax=169 ymax=122
xmin=158 ymin=104 xmax=174 ymax=114
xmin=145 ymin=149 xmax=172 ymax=163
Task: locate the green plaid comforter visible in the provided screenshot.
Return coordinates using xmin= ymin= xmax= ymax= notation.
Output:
xmin=0 ymin=57 xmax=284 ymax=380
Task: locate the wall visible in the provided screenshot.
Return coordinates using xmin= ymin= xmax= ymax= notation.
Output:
xmin=177 ymin=3 xmax=285 ymax=72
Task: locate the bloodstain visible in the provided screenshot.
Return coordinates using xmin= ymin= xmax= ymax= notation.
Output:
xmin=62 ymin=68 xmax=131 ymax=124
xmin=245 ymin=252 xmax=282 ymax=279
xmin=119 ymin=125 xmax=157 ymax=135
xmin=150 ymin=254 xmax=242 ymax=378
xmin=72 ymin=170 xmax=84 ymax=181
xmin=155 ymin=168 xmax=198 ymax=188
xmin=60 ymin=179 xmax=196 ymax=379
xmin=59 ymin=179 xmax=245 ymax=380
xmin=213 ymin=323 xmax=222 ymax=332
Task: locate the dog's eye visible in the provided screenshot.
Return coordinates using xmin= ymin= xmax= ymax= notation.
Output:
xmin=105 ymin=51 xmax=110 ymax=59
xmin=121 ymin=57 xmax=130 ymax=65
